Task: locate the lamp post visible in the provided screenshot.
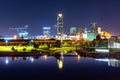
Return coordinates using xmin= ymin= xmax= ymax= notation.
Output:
xmin=5 ymin=40 xmax=8 ymax=47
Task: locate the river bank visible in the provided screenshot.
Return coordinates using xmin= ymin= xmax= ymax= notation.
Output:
xmin=76 ymin=50 xmax=120 ymax=60
xmin=0 ymin=50 xmax=120 ymax=60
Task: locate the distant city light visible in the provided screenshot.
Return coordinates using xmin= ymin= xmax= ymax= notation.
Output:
xmin=43 ymin=27 xmax=51 ymax=29
xmin=30 ymin=40 xmax=33 ymax=42
xmin=5 ymin=40 xmax=8 ymax=43
xmin=95 ymin=49 xmax=109 ymax=53
xmin=14 ymin=35 xmax=17 ymax=39
xmin=4 ymin=37 xmax=13 ymax=40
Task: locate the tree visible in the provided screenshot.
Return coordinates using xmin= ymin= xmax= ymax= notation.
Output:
xmin=33 ymin=43 xmax=39 ymax=48
xmin=96 ymin=34 xmax=101 ymax=40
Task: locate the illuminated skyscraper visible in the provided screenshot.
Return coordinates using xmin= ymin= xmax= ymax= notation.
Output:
xmin=43 ymin=27 xmax=51 ymax=36
xmin=97 ymin=27 xmax=101 ymax=34
xmin=57 ymin=13 xmax=63 ymax=36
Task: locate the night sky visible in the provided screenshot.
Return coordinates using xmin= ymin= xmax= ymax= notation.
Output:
xmin=0 ymin=0 xmax=120 ymax=36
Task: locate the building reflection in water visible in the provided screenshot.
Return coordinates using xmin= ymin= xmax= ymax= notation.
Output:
xmin=54 ymin=53 xmax=64 ymax=69
xmin=12 ymin=57 xmax=17 ymax=61
xmin=95 ymin=58 xmax=120 ymax=67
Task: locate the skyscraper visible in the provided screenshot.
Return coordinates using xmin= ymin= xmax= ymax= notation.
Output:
xmin=90 ymin=22 xmax=98 ymax=33
xmin=70 ymin=27 xmax=77 ymax=35
xmin=57 ymin=13 xmax=63 ymax=36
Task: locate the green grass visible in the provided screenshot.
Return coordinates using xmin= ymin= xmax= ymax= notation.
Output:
xmin=0 ymin=46 xmax=34 ymax=52
xmin=0 ymin=46 xmax=76 ymax=53
xmin=50 ymin=47 xmax=76 ymax=54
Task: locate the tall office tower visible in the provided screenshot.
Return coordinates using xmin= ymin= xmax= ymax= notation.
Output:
xmin=90 ymin=22 xmax=98 ymax=33
xmin=57 ymin=13 xmax=63 ymax=36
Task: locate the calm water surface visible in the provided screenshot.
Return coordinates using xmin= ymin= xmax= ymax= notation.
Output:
xmin=0 ymin=55 xmax=120 ymax=80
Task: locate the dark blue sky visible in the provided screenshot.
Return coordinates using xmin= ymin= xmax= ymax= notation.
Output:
xmin=0 ymin=0 xmax=120 ymax=36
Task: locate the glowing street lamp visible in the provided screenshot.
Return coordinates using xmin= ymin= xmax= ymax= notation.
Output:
xmin=5 ymin=40 xmax=8 ymax=46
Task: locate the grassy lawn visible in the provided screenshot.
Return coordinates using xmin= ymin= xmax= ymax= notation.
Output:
xmin=0 ymin=46 xmax=76 ymax=53
xmin=0 ymin=46 xmax=34 ymax=52
xmin=50 ymin=47 xmax=76 ymax=54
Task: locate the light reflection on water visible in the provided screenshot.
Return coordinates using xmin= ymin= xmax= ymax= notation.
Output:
xmin=57 ymin=57 xmax=63 ymax=69
xmin=0 ymin=56 xmax=120 ymax=80
xmin=95 ymin=58 xmax=120 ymax=67
xmin=1 ymin=55 xmax=120 ymax=68
xmin=77 ymin=55 xmax=81 ymax=61
xmin=5 ymin=57 xmax=9 ymax=64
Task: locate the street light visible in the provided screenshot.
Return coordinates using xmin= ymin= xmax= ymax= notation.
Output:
xmin=5 ymin=40 xmax=8 ymax=47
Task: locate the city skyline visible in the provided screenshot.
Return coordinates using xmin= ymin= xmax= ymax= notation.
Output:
xmin=0 ymin=0 xmax=120 ymax=36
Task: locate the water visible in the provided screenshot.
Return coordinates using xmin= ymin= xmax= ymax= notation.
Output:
xmin=0 ymin=56 xmax=120 ymax=80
